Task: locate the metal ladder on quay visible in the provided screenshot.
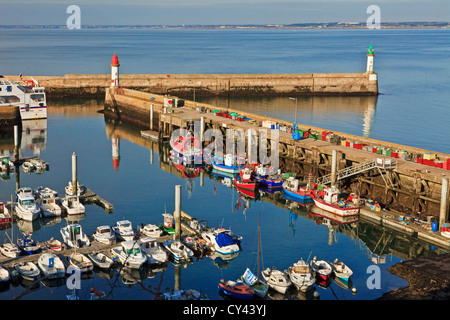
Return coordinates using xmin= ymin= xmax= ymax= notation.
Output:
xmin=316 ymin=158 xmax=398 ymax=186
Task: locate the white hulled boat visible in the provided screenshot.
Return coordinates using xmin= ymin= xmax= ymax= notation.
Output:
xmin=35 ymin=187 xmax=61 ymax=218
xmin=138 ymin=237 xmax=168 ymax=264
xmin=15 ymin=187 xmax=40 ymax=221
xmin=0 ymin=76 xmax=47 ymax=120
xmin=14 ymin=261 xmax=40 ymax=281
xmin=261 ymin=267 xmax=291 ymax=294
xmin=87 ymin=252 xmax=114 ymax=269
xmin=112 ymin=220 xmax=135 ymax=241
xmin=330 ymin=258 xmax=353 ymax=282
xmin=66 ymin=252 xmax=93 ymax=273
xmin=61 ymin=194 xmax=85 ymax=215
xmin=287 ymin=259 xmax=315 ymax=292
xmin=312 ymin=185 xmax=360 ymax=217
xmin=38 ymin=253 xmax=65 ymax=279
xmin=110 ymin=241 xmax=147 ymax=269
xmin=137 ymin=223 xmax=162 ymax=238
xmin=92 ymin=225 xmax=115 ymax=244
xmin=60 ymin=224 xmax=90 ymax=248
xmin=162 ymin=239 xmax=194 ymax=261
xmin=201 ymin=229 xmax=240 ymax=255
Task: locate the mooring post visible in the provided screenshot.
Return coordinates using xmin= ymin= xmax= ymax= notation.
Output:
xmin=331 ymin=149 xmax=337 ymax=187
xmin=175 ymin=185 xmax=182 ymax=241
xmin=200 ymin=116 xmax=205 ymax=144
xmin=72 ymin=152 xmax=77 ymax=196
xmin=150 ymin=104 xmax=154 ymax=131
xmin=14 ymin=125 xmax=19 ymax=162
xmin=440 ymin=177 xmax=449 ymax=228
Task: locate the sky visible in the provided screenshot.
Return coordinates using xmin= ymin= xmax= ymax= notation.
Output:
xmin=0 ymin=0 xmax=448 ymax=25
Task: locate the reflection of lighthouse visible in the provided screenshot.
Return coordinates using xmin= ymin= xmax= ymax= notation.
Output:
xmin=362 ymin=97 xmax=377 ymax=138
xmin=112 ymin=137 xmax=120 ymax=171
xmin=111 ymin=53 xmax=120 ymax=87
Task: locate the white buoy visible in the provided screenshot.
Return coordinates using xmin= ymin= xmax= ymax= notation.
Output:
xmin=313 ymin=290 xmax=320 ymax=299
xmin=352 ymin=287 xmax=357 ymax=294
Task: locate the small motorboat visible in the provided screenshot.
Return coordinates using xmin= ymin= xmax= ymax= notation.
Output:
xmin=330 ymin=258 xmax=353 ymax=282
xmin=17 ymin=233 xmax=41 ymax=255
xmin=138 ymin=237 xmax=167 ymax=264
xmin=38 ymin=253 xmax=65 ymax=279
xmin=310 ymin=257 xmax=332 ymax=281
xmin=60 ymin=224 xmax=90 ymax=249
xmin=282 ymin=176 xmax=313 ymax=201
xmin=0 ymin=243 xmax=21 ymax=258
xmin=44 ymin=238 xmax=64 ymax=251
xmin=67 ymin=252 xmax=94 ymax=274
xmin=35 ymin=187 xmax=61 ymax=218
xmin=14 ymin=261 xmax=40 ymax=281
xmin=87 ymin=252 xmax=114 ymax=269
xmin=211 ymin=153 xmax=245 ymax=174
xmin=61 ymin=194 xmax=85 ymax=215
xmin=112 ymin=220 xmax=135 ymax=241
xmin=92 ymin=225 xmax=115 ymax=245
xmin=162 ymin=239 xmax=194 ymax=261
xmin=110 ymin=241 xmax=147 ymax=269
xmin=287 ymin=259 xmax=315 ymax=292
xmin=261 ymin=267 xmax=291 ymax=295
xmin=218 ymin=279 xmax=255 ymax=300
xmin=233 ymin=167 xmax=259 ymax=191
xmin=201 ymin=229 xmax=240 ymax=255
xmin=137 ymin=223 xmax=162 ymax=238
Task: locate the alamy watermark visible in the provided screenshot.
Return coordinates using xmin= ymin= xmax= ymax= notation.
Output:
xmin=366 ymin=5 xmax=381 ymax=29
xmin=66 ymin=5 xmax=81 ymax=30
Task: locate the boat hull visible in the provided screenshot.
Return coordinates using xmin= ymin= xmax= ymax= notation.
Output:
xmin=312 ymin=197 xmax=359 ymax=217
xmin=283 ymin=187 xmax=312 ymax=201
xmin=212 ymin=162 xmax=242 ymax=174
xmin=218 ymin=282 xmax=254 ymax=300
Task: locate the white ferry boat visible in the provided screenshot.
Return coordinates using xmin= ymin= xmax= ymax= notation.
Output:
xmin=0 ymin=76 xmax=47 ymax=120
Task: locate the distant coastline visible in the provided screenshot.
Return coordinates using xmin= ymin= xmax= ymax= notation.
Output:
xmin=0 ymin=21 xmax=448 ymax=30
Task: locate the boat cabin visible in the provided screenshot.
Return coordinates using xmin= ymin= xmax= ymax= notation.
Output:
xmin=323 ymin=186 xmax=341 ymax=204
xmin=121 ymin=241 xmax=142 ymax=255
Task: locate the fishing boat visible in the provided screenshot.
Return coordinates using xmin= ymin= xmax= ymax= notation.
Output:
xmin=38 ymin=253 xmax=65 ymax=279
xmin=14 ymin=261 xmax=40 ymax=281
xmin=241 ymin=213 xmax=268 ymax=298
xmin=254 ymin=164 xmax=282 ymax=189
xmin=201 ymin=229 xmax=240 ymax=255
xmin=218 ymin=279 xmax=255 ymax=300
xmin=287 ymin=259 xmax=315 ymax=292
xmin=159 ymin=211 xmax=175 ymax=235
xmin=92 ymin=225 xmax=115 ymax=244
xmin=310 ymin=257 xmax=332 ymax=281
xmin=162 ymin=239 xmax=194 ymax=261
xmin=170 ymin=135 xmax=203 ymax=164
xmin=282 ymin=176 xmax=313 ymax=201
xmin=212 ymin=153 xmax=246 ymax=174
xmin=112 ymin=220 xmax=135 ymax=241
xmin=87 ymin=252 xmax=114 ymax=269
xmin=64 ymin=181 xmax=86 ymax=196
xmin=66 ymin=252 xmax=94 ymax=273
xmin=137 ymin=223 xmax=162 ymax=238
xmin=44 ymin=238 xmax=64 ymax=251
xmin=36 ymin=188 xmax=62 ymax=218
xmin=15 ymin=187 xmax=40 ymax=221
xmin=110 ymin=241 xmax=147 ymax=269
xmin=60 ymin=224 xmax=90 ymax=249
xmin=0 ymin=243 xmax=21 ymax=258
xmin=0 ymin=76 xmax=47 ymax=120
xmin=183 ymin=235 xmax=208 ymax=256
xmin=233 ymin=167 xmax=259 ymax=191
xmin=261 ymin=267 xmax=292 ymax=295
xmin=330 ymin=259 xmax=353 ymax=282
xmin=138 ymin=237 xmax=167 ymax=264
xmin=312 ymin=185 xmax=360 ymax=217
xmin=61 ymin=194 xmax=85 ymax=215
xmin=17 ymin=233 xmax=41 ymax=255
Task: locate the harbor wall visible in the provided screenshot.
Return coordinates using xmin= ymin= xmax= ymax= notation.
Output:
xmin=0 ymin=106 xmax=21 ymax=132
xmin=4 ymin=73 xmax=378 ymax=98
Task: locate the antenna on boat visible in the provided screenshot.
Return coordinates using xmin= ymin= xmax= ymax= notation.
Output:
xmin=306 ymin=251 xmax=313 ymax=263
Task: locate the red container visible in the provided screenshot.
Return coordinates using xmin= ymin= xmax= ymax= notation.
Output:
xmin=346 ymin=142 xmax=350 ymax=147
xmin=447 ymin=158 xmax=450 ymax=165
xmin=423 ymin=159 xmax=430 ymax=166
xmin=444 ymin=162 xmax=449 ymax=170
xmin=391 ymin=152 xmax=398 ymax=158
xmin=417 ymin=158 xmax=423 ymax=164
xmin=436 ymin=162 xmax=443 ymax=168
xmin=429 ymin=160 xmax=436 ymax=167
xmin=304 ymin=132 xmax=309 ymax=138
xmin=372 ymin=147 xmax=377 ymax=153
xmin=354 ymin=144 xmax=362 ymax=150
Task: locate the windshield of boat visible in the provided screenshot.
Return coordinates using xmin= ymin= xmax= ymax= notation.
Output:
xmin=20 ymin=199 xmax=35 ymax=206
xmin=120 ymin=223 xmax=131 ymax=228
xmin=125 ymin=247 xmax=141 ymax=255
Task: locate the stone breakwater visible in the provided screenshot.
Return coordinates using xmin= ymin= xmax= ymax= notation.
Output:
xmin=4 ymin=73 xmax=378 ymax=99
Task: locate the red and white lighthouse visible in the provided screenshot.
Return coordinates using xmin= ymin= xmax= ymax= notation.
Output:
xmin=111 ymin=53 xmax=120 ymax=87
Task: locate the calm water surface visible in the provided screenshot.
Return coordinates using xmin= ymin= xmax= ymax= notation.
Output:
xmin=0 ymin=28 xmax=449 ymax=300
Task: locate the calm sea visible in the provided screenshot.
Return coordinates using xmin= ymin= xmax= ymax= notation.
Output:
xmin=0 ymin=28 xmax=448 ymax=301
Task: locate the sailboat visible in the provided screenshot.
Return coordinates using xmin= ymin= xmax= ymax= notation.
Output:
xmin=0 ymin=196 xmax=21 ymax=258
xmin=241 ymin=212 xmax=268 ymax=298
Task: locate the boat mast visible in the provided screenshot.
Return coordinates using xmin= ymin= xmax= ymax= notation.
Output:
xmin=257 ymin=212 xmax=261 ymax=284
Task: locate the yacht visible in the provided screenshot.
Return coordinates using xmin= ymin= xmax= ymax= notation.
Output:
xmin=112 ymin=220 xmax=135 ymax=241
xmin=15 ymin=188 xmax=40 ymax=221
xmin=0 ymin=76 xmax=47 ymax=120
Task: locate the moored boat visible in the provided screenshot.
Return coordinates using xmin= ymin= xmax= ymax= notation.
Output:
xmin=170 ymin=135 xmax=203 ymax=164
xmin=183 ymin=235 xmax=208 ymax=256
xmin=330 ymin=258 xmax=353 ymax=282
xmin=112 ymin=220 xmax=135 ymax=241
xmin=201 ymin=229 xmax=240 ymax=255
xmin=310 ymin=257 xmax=332 ymax=281
xmin=159 ymin=212 xmax=175 ymax=235
xmin=241 ymin=268 xmax=268 ymax=298
xmin=261 ymin=267 xmax=291 ymax=295
xmin=38 ymin=253 xmax=65 ymax=279
xmin=162 ymin=239 xmax=194 ymax=261
xmin=137 ymin=223 xmax=162 ymax=238
xmin=60 ymin=224 xmax=90 ymax=248
xmin=138 ymin=237 xmax=168 ymax=264
xmin=254 ymin=164 xmax=282 ymax=189
xmin=14 ymin=261 xmax=40 ymax=281
xmin=61 ymin=194 xmax=85 ymax=215
xmin=110 ymin=241 xmax=147 ymax=269
xmin=0 ymin=265 xmax=10 ymax=285
xmin=36 ymin=188 xmax=62 ymax=218
xmin=234 ymin=167 xmax=259 ymax=191
xmin=312 ymin=185 xmax=360 ymax=217
xmin=0 ymin=243 xmax=21 ymax=258
xmin=66 ymin=252 xmax=94 ymax=273
xmin=15 ymin=188 xmax=40 ymax=221
xmin=218 ymin=279 xmax=255 ymax=300
xmin=44 ymin=238 xmax=64 ymax=251
xmin=87 ymin=252 xmax=114 ymax=269
xmin=0 ymin=200 xmax=12 ymax=226
xmin=92 ymin=225 xmax=115 ymax=244
xmin=212 ymin=153 xmax=245 ymax=174
xmin=282 ymin=176 xmax=313 ymax=201
xmin=287 ymin=259 xmax=315 ymax=292
xmin=17 ymin=233 xmax=41 ymax=255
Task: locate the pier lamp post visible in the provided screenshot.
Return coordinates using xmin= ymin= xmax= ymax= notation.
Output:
xmin=289 ymin=97 xmax=298 ymax=123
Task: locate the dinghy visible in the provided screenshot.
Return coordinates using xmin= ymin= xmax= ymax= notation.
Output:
xmin=288 ymin=259 xmax=315 ymax=292
xmin=218 ymin=279 xmax=255 ymax=300
xmin=44 ymin=238 xmax=64 ymax=251
xmin=330 ymin=258 xmax=353 ymax=282
xmin=14 ymin=261 xmax=40 ymax=281
xmin=67 ymin=252 xmax=94 ymax=273
xmin=310 ymin=257 xmax=332 ymax=281
xmin=87 ymin=252 xmax=114 ymax=269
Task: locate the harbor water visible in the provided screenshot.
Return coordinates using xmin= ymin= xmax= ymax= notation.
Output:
xmin=0 ymin=27 xmax=449 ymax=300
